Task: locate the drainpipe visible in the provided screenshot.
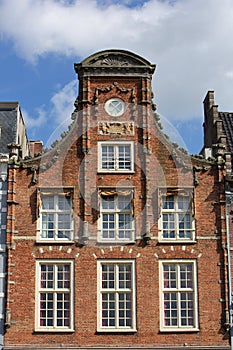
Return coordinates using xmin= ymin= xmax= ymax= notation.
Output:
xmin=225 ymin=191 xmax=233 ymax=350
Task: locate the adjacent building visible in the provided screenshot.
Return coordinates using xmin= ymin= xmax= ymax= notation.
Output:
xmin=3 ymin=51 xmax=232 ymax=349
xmin=0 ymin=102 xmax=30 ymax=349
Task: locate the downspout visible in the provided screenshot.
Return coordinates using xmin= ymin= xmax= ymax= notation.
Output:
xmin=225 ymin=190 xmax=233 ymax=350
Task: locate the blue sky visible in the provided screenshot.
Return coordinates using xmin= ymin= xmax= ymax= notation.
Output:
xmin=0 ymin=0 xmax=233 ymax=154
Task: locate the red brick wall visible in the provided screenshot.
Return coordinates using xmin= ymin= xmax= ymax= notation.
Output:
xmin=4 ymin=73 xmax=229 ymax=348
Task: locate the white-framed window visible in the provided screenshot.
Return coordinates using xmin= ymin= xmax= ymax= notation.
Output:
xmin=159 ymin=191 xmax=195 ymax=242
xmin=97 ymin=260 xmax=136 ymax=332
xmin=98 ymin=189 xmax=135 ymax=243
xmin=35 ymin=260 xmax=74 ymax=332
xmin=98 ymin=141 xmax=134 ymax=172
xmin=38 ymin=192 xmax=74 ymax=242
xmin=159 ymin=260 xmax=198 ymax=332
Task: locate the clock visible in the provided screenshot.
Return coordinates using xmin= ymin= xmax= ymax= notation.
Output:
xmin=105 ymin=98 xmax=125 ymax=117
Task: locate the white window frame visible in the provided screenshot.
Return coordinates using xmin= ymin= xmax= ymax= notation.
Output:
xmin=159 ymin=260 xmax=199 ymax=332
xmin=98 ymin=141 xmax=134 ymax=173
xmin=35 ymin=260 xmax=74 ymax=332
xmin=98 ymin=191 xmax=135 ymax=243
xmin=158 ymin=191 xmax=195 ymax=242
xmin=37 ymin=193 xmax=74 ymax=243
xmin=97 ymin=260 xmax=136 ymax=332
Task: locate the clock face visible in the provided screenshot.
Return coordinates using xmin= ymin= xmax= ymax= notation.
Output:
xmin=105 ymin=98 xmax=125 ymax=117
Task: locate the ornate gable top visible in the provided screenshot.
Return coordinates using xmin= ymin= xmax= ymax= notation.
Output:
xmin=74 ymin=49 xmax=156 ymax=78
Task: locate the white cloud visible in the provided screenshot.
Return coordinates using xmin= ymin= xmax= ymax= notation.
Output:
xmin=50 ymin=80 xmax=76 ymax=125
xmin=22 ymin=80 xmax=76 ymax=142
xmin=22 ymin=108 xmax=47 ymax=130
xmin=1 ymin=0 xmax=233 ymax=125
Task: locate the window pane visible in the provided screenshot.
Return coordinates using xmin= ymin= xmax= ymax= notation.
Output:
xmin=102 ymin=196 xmax=114 ymax=210
xmin=42 ymin=196 xmax=54 ymax=210
xmin=40 ymin=194 xmax=73 ymax=241
xmin=163 ymin=264 xmax=176 ymax=288
xmin=100 ymin=194 xmax=134 ymax=242
xmin=58 ymin=196 xmax=71 ymax=210
xmin=119 ymin=264 xmax=131 ymax=289
xmin=58 ymin=214 xmax=71 ymax=239
xmin=162 ymin=262 xmax=196 ymax=329
xmin=40 ymin=293 xmax=54 ymax=327
xmin=100 ymin=262 xmax=134 ymax=329
xmin=162 ymin=214 xmax=175 ymax=239
xmin=180 ymin=264 xmax=193 ymax=288
xmin=118 ymin=146 xmax=131 ymax=169
xmin=162 ymin=195 xmax=174 ymax=209
xmin=38 ymin=263 xmax=72 ymax=329
xmin=56 ymin=293 xmax=70 ymax=327
xmin=102 ymin=293 xmax=115 ymax=327
xmin=178 ymin=196 xmax=190 ymax=210
xmin=118 ymin=214 xmax=131 ymax=239
xmin=164 ymin=292 xmax=177 ymax=326
xmin=102 ymin=146 xmax=114 ymax=169
xmin=41 ymin=264 xmax=54 ymax=289
xmin=118 ymin=293 xmax=132 ymax=327
xmin=161 ymin=194 xmax=193 ymax=241
xmin=57 ymin=264 xmax=70 ymax=289
xmin=118 ymin=195 xmax=131 ymax=210
xmin=102 ymin=264 xmax=115 ymax=289
xmin=102 ymin=214 xmax=115 ymax=239
xmin=180 ymin=292 xmax=194 ymax=326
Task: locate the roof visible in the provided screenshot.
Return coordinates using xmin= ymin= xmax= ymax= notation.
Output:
xmin=219 ymin=112 xmax=233 ymax=153
xmin=0 ymin=105 xmax=18 ymax=154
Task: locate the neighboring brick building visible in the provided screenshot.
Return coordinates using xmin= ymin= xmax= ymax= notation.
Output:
xmin=3 ymin=50 xmax=231 ymax=349
xmin=202 ymin=91 xmax=233 ymax=350
xmin=0 ymin=102 xmax=30 ymax=349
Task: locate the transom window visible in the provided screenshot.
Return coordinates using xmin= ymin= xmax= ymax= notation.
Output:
xmin=97 ymin=260 xmax=136 ymax=332
xmin=38 ymin=193 xmax=74 ymax=242
xmin=160 ymin=261 xmax=198 ymax=331
xmin=159 ymin=192 xmax=195 ymax=242
xmin=35 ymin=261 xmax=74 ymax=332
xmin=99 ymin=190 xmax=135 ymax=242
xmin=98 ymin=142 xmax=134 ymax=172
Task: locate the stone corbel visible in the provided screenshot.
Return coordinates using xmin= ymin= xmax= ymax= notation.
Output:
xmin=31 ymin=165 xmax=38 ymax=184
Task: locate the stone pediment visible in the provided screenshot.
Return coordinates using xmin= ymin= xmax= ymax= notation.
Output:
xmin=76 ymin=49 xmax=155 ymax=73
xmin=89 ymin=53 xmax=143 ymax=68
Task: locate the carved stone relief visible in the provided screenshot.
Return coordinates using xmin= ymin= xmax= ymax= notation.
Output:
xmin=98 ymin=122 xmax=134 ymax=135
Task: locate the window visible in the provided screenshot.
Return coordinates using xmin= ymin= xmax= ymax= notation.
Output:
xmin=98 ymin=141 xmax=134 ymax=172
xmin=159 ymin=191 xmax=195 ymax=242
xmin=35 ymin=260 xmax=74 ymax=332
xmin=97 ymin=260 xmax=136 ymax=332
xmin=105 ymin=98 xmax=126 ymax=117
xmin=99 ymin=189 xmax=135 ymax=242
xmin=160 ymin=260 xmax=198 ymax=331
xmin=38 ymin=193 xmax=74 ymax=242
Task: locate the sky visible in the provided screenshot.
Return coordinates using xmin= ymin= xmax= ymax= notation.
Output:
xmin=0 ymin=0 xmax=233 ymax=154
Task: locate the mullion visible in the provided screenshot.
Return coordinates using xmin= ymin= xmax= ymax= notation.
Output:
xmin=114 ymin=146 xmax=118 ymax=170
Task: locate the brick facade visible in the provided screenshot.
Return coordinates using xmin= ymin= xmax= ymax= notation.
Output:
xmin=3 ymin=50 xmax=230 ymax=349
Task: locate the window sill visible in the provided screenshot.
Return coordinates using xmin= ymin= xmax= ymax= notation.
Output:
xmin=98 ymin=170 xmax=135 ymax=174
xmin=158 ymin=239 xmax=197 ymax=244
xmin=97 ymin=328 xmax=137 ymax=333
xmin=97 ymin=239 xmax=135 ymax=244
xmin=160 ymin=328 xmax=200 ymax=333
xmin=34 ymin=328 xmax=74 ymax=333
xmin=36 ymin=240 xmax=74 ymax=244
xmin=160 ymin=327 xmax=199 ymax=333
